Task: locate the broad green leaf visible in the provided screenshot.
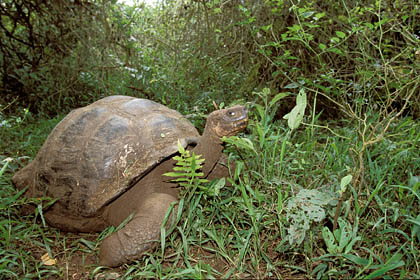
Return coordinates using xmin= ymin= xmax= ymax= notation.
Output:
xmin=284 ymin=82 xmax=300 ymax=89
xmin=254 ymin=103 xmax=265 ymax=120
xmin=234 ymin=161 xmax=244 ymax=181
xmin=364 ymin=22 xmax=374 ymax=29
xmin=409 ymin=175 xmax=420 ymax=188
xmin=365 ymin=260 xmax=404 ymax=279
xmin=301 ymin=11 xmax=315 ymax=18
xmin=337 ymin=223 xmax=351 ymax=253
xmin=328 ymin=47 xmax=344 ymax=56
xmin=261 ymin=24 xmax=272 ymax=32
xmin=190 ymin=154 xmax=197 ymax=173
xmin=344 ymin=236 xmax=361 ymax=254
xmin=336 ymin=31 xmax=346 ymax=38
xmin=331 ymin=37 xmax=340 ymax=43
xmin=342 ymin=254 xmax=369 ymax=266
xmin=160 ymin=226 xmax=166 ymax=254
xmin=222 ymin=136 xmax=257 ymax=154
xmin=341 ymin=175 xmax=353 ymax=188
xmin=322 ymin=227 xmax=337 ymax=254
xmin=283 ymin=89 xmax=307 ymax=130
xmin=172 ymin=155 xmax=183 ymax=161
xmin=163 ymin=172 xmax=184 ymax=177
xmin=315 ymin=12 xmax=326 ymax=19
xmin=269 ymin=92 xmax=290 ymax=108
xmin=207 ymin=178 xmax=225 ymax=196
xmin=340 ymin=174 xmax=353 ymax=193
xmin=255 ymin=123 xmax=265 ymax=149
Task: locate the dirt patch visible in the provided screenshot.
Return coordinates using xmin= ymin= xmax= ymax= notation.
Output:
xmin=189 ymin=246 xmax=230 ymax=275
xmin=58 ymin=252 xmax=96 ymax=280
xmin=25 ymin=231 xmax=103 ymax=280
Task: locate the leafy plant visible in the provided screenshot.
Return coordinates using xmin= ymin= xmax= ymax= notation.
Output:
xmin=285 ymin=188 xmax=338 ymax=245
xmin=322 ymin=217 xmax=361 ymax=254
xmin=283 ymin=88 xmax=307 ymax=131
xmin=164 ymin=140 xmax=209 ymax=195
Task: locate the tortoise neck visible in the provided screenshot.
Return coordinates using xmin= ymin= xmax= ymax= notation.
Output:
xmin=192 ymin=131 xmax=223 ymax=176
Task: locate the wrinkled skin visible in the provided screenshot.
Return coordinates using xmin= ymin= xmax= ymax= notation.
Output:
xmin=12 ymin=96 xmax=248 ymax=267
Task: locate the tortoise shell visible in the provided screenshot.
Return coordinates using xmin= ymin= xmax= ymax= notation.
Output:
xmin=26 ymin=96 xmax=199 ymax=216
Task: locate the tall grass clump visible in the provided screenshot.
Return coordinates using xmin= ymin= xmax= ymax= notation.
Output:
xmin=0 ymin=113 xmax=61 ymax=278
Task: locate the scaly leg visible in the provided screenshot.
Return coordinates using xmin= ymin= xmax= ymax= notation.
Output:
xmin=99 ymin=193 xmax=177 ymax=267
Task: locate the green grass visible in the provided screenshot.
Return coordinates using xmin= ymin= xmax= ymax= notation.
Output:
xmin=0 ymin=98 xmax=419 ymax=279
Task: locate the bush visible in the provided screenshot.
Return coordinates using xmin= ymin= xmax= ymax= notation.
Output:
xmin=0 ymin=0 xmax=141 ymax=115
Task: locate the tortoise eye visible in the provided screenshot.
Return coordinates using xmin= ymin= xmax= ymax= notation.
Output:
xmin=227 ymin=111 xmax=236 ymax=117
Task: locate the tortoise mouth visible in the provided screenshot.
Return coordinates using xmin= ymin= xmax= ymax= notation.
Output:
xmin=227 ymin=117 xmax=248 ymax=136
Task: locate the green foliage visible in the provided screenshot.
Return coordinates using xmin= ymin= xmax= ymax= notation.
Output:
xmin=0 ymin=110 xmax=62 ymax=159
xmin=0 ymin=0 xmax=147 ymax=114
xmin=322 ymin=217 xmax=361 ymax=254
xmin=286 ymin=188 xmax=338 ymax=245
xmin=283 ymin=89 xmax=307 ymax=130
xmin=147 ymin=0 xmax=420 ymax=118
xmin=0 ymin=159 xmax=59 ymax=278
xmin=3 ymin=0 xmax=419 ymax=119
xmin=163 ymin=140 xmax=209 ymax=194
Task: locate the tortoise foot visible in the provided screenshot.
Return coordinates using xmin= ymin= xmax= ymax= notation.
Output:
xmin=99 ymin=193 xmax=178 ymax=267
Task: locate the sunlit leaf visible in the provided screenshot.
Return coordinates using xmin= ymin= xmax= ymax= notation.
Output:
xmin=336 ymin=31 xmax=346 ymax=38
xmin=283 ymin=89 xmax=307 ymax=130
xmin=223 ymin=136 xmax=257 ymax=154
xmin=340 ymin=174 xmax=353 ymax=193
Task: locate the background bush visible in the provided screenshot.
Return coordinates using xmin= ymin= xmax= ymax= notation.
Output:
xmin=2 ymin=0 xmax=419 ymax=118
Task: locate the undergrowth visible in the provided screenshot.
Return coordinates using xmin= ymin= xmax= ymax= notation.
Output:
xmin=1 ymin=89 xmax=419 ymax=279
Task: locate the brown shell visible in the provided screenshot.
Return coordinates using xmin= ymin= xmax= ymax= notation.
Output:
xmin=22 ymin=96 xmax=199 ymax=216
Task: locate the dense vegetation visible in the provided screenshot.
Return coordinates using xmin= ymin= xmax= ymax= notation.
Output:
xmin=1 ymin=0 xmax=419 ymax=278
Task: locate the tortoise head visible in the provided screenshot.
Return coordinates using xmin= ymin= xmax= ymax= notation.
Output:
xmin=204 ymin=105 xmax=248 ymax=139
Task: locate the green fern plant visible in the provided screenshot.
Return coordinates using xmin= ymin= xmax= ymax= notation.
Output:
xmin=164 ymin=140 xmax=209 ymax=193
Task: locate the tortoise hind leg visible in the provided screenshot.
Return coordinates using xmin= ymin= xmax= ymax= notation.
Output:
xmin=99 ymin=193 xmax=177 ymax=267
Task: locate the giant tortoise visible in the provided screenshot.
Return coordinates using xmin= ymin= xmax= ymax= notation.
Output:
xmin=12 ymin=95 xmax=248 ymax=267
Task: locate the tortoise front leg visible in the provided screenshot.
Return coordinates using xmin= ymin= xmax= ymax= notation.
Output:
xmin=99 ymin=193 xmax=177 ymax=267
xmin=206 ymin=153 xmax=236 ymax=183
